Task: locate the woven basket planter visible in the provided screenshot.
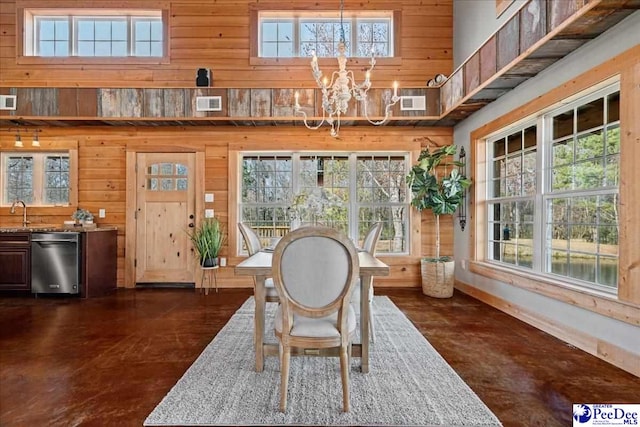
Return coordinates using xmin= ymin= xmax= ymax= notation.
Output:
xmin=421 ymin=259 xmax=455 ymax=298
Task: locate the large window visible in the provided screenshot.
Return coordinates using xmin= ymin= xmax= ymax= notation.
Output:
xmin=24 ymin=9 xmax=163 ymax=57
xmin=486 ymin=83 xmax=620 ymax=292
xmin=239 ymin=152 xmax=408 ymax=254
xmin=258 ymin=12 xmax=393 ymax=58
xmin=1 ymin=152 xmax=71 ymax=206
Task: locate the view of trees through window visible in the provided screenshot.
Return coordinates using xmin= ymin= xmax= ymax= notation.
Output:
xmin=240 ymin=153 xmax=408 ymax=254
xmin=2 ymin=153 xmax=70 ymax=205
xmin=259 ymin=13 xmax=392 ymax=58
xmin=487 ymin=86 xmax=620 ymax=291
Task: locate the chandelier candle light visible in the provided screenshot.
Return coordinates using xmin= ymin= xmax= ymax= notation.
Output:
xmin=294 ymin=0 xmax=400 ymax=137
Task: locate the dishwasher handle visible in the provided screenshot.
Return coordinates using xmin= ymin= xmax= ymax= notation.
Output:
xmin=32 ymin=239 xmax=78 ymax=243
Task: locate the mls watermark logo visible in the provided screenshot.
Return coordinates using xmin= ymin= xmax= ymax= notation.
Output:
xmin=573 ymin=404 xmax=639 ymax=426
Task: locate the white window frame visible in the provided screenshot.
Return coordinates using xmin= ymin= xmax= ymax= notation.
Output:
xmin=484 ymin=82 xmax=621 ymax=294
xmin=238 ymin=151 xmax=409 ymax=255
xmin=257 ymin=11 xmax=394 ymax=58
xmin=1 ymin=152 xmax=72 ymax=207
xmin=24 ymin=9 xmax=164 ymax=58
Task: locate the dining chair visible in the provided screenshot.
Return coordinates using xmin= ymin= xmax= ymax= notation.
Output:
xmin=237 ymin=222 xmax=279 ymax=303
xmin=351 ymin=222 xmax=383 ymax=342
xmin=272 ymin=226 xmax=359 ymax=412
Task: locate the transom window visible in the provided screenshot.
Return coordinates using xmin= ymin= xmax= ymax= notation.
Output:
xmin=258 ymin=12 xmax=393 ymax=58
xmin=239 ymin=152 xmax=408 ymax=255
xmin=486 ymin=83 xmax=620 ymax=292
xmin=1 ymin=152 xmax=71 ymax=206
xmin=25 ymin=9 xmax=163 ymax=57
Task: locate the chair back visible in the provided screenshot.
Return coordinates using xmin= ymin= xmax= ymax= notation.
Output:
xmin=238 ymin=222 xmax=262 ymax=256
xmin=362 ymin=222 xmax=383 ymax=255
xmin=273 ymin=226 xmax=359 ymax=320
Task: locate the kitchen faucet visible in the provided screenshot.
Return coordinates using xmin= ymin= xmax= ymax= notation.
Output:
xmin=9 ymin=199 xmax=29 ymax=227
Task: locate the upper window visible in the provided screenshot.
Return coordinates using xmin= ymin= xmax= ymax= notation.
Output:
xmin=24 ymin=9 xmax=163 ymax=57
xmin=1 ymin=152 xmax=71 ymax=206
xmin=239 ymin=152 xmax=408 ymax=255
xmin=486 ymin=83 xmax=620 ymax=293
xmin=258 ymin=12 xmax=393 ymax=58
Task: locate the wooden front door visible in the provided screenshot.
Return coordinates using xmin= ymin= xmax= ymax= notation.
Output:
xmin=135 ymin=153 xmax=196 ymax=283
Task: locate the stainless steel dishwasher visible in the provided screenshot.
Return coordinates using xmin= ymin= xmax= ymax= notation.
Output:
xmin=31 ymin=232 xmax=81 ymax=294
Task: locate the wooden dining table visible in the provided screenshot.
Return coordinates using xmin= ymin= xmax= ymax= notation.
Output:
xmin=235 ymin=249 xmax=389 ymax=374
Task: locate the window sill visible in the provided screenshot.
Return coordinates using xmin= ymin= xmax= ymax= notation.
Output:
xmin=469 ymin=260 xmax=640 ymax=326
xmin=249 ymin=56 xmax=402 ymax=67
xmin=16 ymin=56 xmax=170 ymax=66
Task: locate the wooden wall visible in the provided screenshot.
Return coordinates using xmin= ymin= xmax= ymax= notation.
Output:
xmin=0 ymin=126 xmax=453 ymax=289
xmin=0 ymin=0 xmax=453 ymax=88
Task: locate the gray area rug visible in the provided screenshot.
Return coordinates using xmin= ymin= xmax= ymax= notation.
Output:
xmin=145 ymin=296 xmax=502 ymax=426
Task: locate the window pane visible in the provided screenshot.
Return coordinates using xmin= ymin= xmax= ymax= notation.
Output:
xmin=30 ymin=11 xmax=163 ymax=58
xmin=78 ymin=41 xmax=94 ymax=56
xmin=3 ymin=153 xmax=71 ymax=205
xmin=78 ymin=21 xmax=95 ymax=40
xmin=577 ymin=98 xmax=603 ymax=133
xmin=240 ymin=153 xmax=408 ymax=255
xmin=553 ymin=109 xmax=573 ymax=140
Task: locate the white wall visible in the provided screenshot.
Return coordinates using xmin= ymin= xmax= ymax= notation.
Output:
xmin=453 ymin=10 xmax=640 ymax=359
xmin=453 ymin=0 xmax=527 ymax=68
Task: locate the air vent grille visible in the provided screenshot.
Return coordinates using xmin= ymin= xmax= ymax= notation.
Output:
xmin=399 ymin=96 xmax=426 ymax=111
xmin=0 ymin=95 xmax=17 ymax=110
xmin=196 ymin=96 xmax=222 ymax=112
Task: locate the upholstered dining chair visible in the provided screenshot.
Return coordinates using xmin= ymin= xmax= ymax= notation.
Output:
xmin=272 ymin=226 xmax=360 ymax=412
xmin=351 ymin=222 xmax=383 ymax=342
xmin=237 ymin=222 xmax=279 ymax=303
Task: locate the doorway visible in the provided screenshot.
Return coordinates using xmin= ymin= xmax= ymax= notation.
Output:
xmin=133 ymin=152 xmax=198 ymax=284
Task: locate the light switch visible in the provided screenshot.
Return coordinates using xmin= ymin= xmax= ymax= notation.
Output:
xmin=205 ymin=209 xmax=214 ymax=218
xmin=205 ymin=193 xmax=214 ymax=203
xmin=99 ymin=209 xmax=106 ymax=218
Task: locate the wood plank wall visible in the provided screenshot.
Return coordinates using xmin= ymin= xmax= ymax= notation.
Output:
xmin=0 ymin=0 xmax=453 ymax=88
xmin=0 ymin=126 xmax=453 ymax=289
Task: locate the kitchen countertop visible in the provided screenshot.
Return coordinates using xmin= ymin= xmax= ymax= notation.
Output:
xmin=0 ymin=226 xmax=117 ymax=233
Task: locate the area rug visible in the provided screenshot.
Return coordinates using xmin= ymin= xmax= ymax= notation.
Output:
xmin=144 ymin=296 xmax=502 ymax=426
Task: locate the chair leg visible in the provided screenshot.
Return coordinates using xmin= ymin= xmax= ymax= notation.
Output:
xmin=339 ymin=345 xmax=350 ymax=412
xmin=369 ymin=303 xmax=376 ymax=343
xmin=279 ymin=343 xmax=291 ymax=412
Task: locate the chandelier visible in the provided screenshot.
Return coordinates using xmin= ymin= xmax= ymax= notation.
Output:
xmin=294 ymin=0 xmax=400 ymax=137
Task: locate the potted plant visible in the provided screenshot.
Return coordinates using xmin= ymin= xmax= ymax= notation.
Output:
xmin=72 ymin=208 xmax=94 ymax=225
xmin=187 ymin=217 xmax=226 ymax=267
xmin=406 ymin=144 xmax=471 ymax=297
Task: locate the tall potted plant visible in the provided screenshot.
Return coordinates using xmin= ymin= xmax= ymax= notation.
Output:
xmin=406 ymin=144 xmax=471 ymax=297
xmin=187 ymin=217 xmax=226 ymax=267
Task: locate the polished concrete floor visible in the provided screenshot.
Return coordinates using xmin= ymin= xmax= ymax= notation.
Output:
xmin=1 ymin=287 xmax=638 ymax=427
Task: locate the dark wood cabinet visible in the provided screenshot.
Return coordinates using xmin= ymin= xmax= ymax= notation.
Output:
xmin=0 ymin=233 xmax=31 ymax=291
xmin=81 ymin=229 xmax=117 ymax=298
xmin=0 ymin=229 xmax=117 ymax=297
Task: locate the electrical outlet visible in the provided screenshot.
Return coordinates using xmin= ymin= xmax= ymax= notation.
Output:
xmin=205 ymin=193 xmax=214 ymax=203
xmin=99 ymin=209 xmax=106 ymax=218
xmin=205 ymin=209 xmax=214 ymax=218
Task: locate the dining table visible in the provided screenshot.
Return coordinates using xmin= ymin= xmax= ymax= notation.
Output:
xmin=235 ymin=248 xmax=389 ymax=374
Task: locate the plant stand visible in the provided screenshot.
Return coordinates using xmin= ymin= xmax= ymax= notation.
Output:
xmin=421 ymin=259 xmax=455 ymax=298
xmin=200 ymin=265 xmax=219 ymax=295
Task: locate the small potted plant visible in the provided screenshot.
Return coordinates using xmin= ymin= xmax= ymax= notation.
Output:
xmin=406 ymin=144 xmax=471 ymax=297
xmin=72 ymin=208 xmax=94 ymax=225
xmin=187 ymin=217 xmax=226 ymax=267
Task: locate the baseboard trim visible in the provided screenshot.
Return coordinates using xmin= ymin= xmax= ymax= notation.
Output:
xmin=456 ymin=280 xmax=640 ymax=377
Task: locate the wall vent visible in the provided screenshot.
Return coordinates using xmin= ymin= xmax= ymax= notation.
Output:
xmin=399 ymin=96 xmax=426 ymax=111
xmin=196 ymin=96 xmax=222 ymax=112
xmin=0 ymin=95 xmax=17 ymax=110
